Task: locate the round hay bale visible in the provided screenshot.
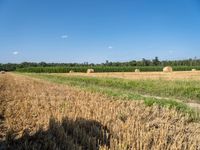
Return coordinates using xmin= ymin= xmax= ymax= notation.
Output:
xmin=0 ymin=71 xmax=5 ymax=74
xmin=87 ymin=69 xmax=94 ymax=73
xmin=192 ymin=69 xmax=197 ymax=72
xmin=135 ymin=69 xmax=140 ymax=72
xmin=163 ymin=66 xmax=173 ymax=72
xmin=69 ymin=70 xmax=74 ymax=73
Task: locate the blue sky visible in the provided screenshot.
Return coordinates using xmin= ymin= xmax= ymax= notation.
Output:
xmin=0 ymin=0 xmax=200 ymax=63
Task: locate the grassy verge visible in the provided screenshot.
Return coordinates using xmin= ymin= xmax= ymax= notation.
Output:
xmin=27 ymin=73 xmax=200 ymax=101
xmin=18 ymin=73 xmax=200 ymax=121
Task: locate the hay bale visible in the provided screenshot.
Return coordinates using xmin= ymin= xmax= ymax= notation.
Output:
xmin=0 ymin=71 xmax=5 ymax=74
xmin=87 ymin=69 xmax=94 ymax=73
xmin=192 ymin=69 xmax=197 ymax=72
xmin=135 ymin=69 xmax=140 ymax=72
xmin=163 ymin=66 xmax=173 ymax=72
xmin=69 ymin=70 xmax=74 ymax=73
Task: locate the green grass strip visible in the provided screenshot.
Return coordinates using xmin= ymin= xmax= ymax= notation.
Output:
xmin=18 ymin=73 xmax=200 ymax=121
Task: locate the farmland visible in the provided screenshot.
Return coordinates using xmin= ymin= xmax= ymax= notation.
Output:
xmin=2 ymin=0 xmax=200 ymax=149
xmin=1 ymin=72 xmax=200 ymax=149
xmin=25 ymin=72 xmax=200 ymax=103
xmin=61 ymin=71 xmax=200 ymax=81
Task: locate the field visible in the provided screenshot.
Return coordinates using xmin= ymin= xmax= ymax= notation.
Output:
xmin=1 ymin=72 xmax=200 ymax=149
xmin=62 ymin=71 xmax=200 ymax=80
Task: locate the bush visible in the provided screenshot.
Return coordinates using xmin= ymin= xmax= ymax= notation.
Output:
xmin=16 ymin=66 xmax=200 ymax=73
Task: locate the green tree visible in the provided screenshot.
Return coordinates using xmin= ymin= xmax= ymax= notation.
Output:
xmin=152 ymin=57 xmax=160 ymax=66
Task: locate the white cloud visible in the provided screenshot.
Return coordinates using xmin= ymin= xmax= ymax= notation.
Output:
xmin=61 ymin=35 xmax=68 ymax=39
xmin=108 ymin=46 xmax=113 ymax=49
xmin=12 ymin=51 xmax=19 ymax=55
xmin=169 ymin=50 xmax=174 ymax=54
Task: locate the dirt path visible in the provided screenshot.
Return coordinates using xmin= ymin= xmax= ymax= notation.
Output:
xmin=187 ymin=103 xmax=200 ymax=110
xmin=141 ymin=94 xmax=200 ymax=110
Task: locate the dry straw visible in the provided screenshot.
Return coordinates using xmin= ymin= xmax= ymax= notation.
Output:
xmin=0 ymin=74 xmax=200 ymax=149
xmin=69 ymin=70 xmax=74 ymax=73
xmin=0 ymin=71 xmax=5 ymax=74
xmin=135 ymin=69 xmax=140 ymax=72
xmin=163 ymin=66 xmax=173 ymax=72
xmin=87 ymin=69 xmax=94 ymax=73
xmin=192 ymin=69 xmax=197 ymax=72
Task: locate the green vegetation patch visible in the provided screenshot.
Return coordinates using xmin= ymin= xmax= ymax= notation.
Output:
xmin=26 ymin=73 xmax=200 ymax=101
xmin=16 ymin=66 xmax=200 ymax=73
xmin=18 ymin=73 xmax=200 ymax=121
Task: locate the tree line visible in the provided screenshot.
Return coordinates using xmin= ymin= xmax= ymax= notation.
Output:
xmin=1 ymin=57 xmax=200 ymax=71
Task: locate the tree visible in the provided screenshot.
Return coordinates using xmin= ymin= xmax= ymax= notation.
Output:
xmin=142 ymin=58 xmax=151 ymax=66
xmin=152 ymin=56 xmax=160 ymax=66
xmin=39 ymin=62 xmax=47 ymax=67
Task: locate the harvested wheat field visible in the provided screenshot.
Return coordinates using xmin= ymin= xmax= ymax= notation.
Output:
xmin=63 ymin=71 xmax=200 ymax=81
xmin=0 ymin=73 xmax=200 ymax=150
